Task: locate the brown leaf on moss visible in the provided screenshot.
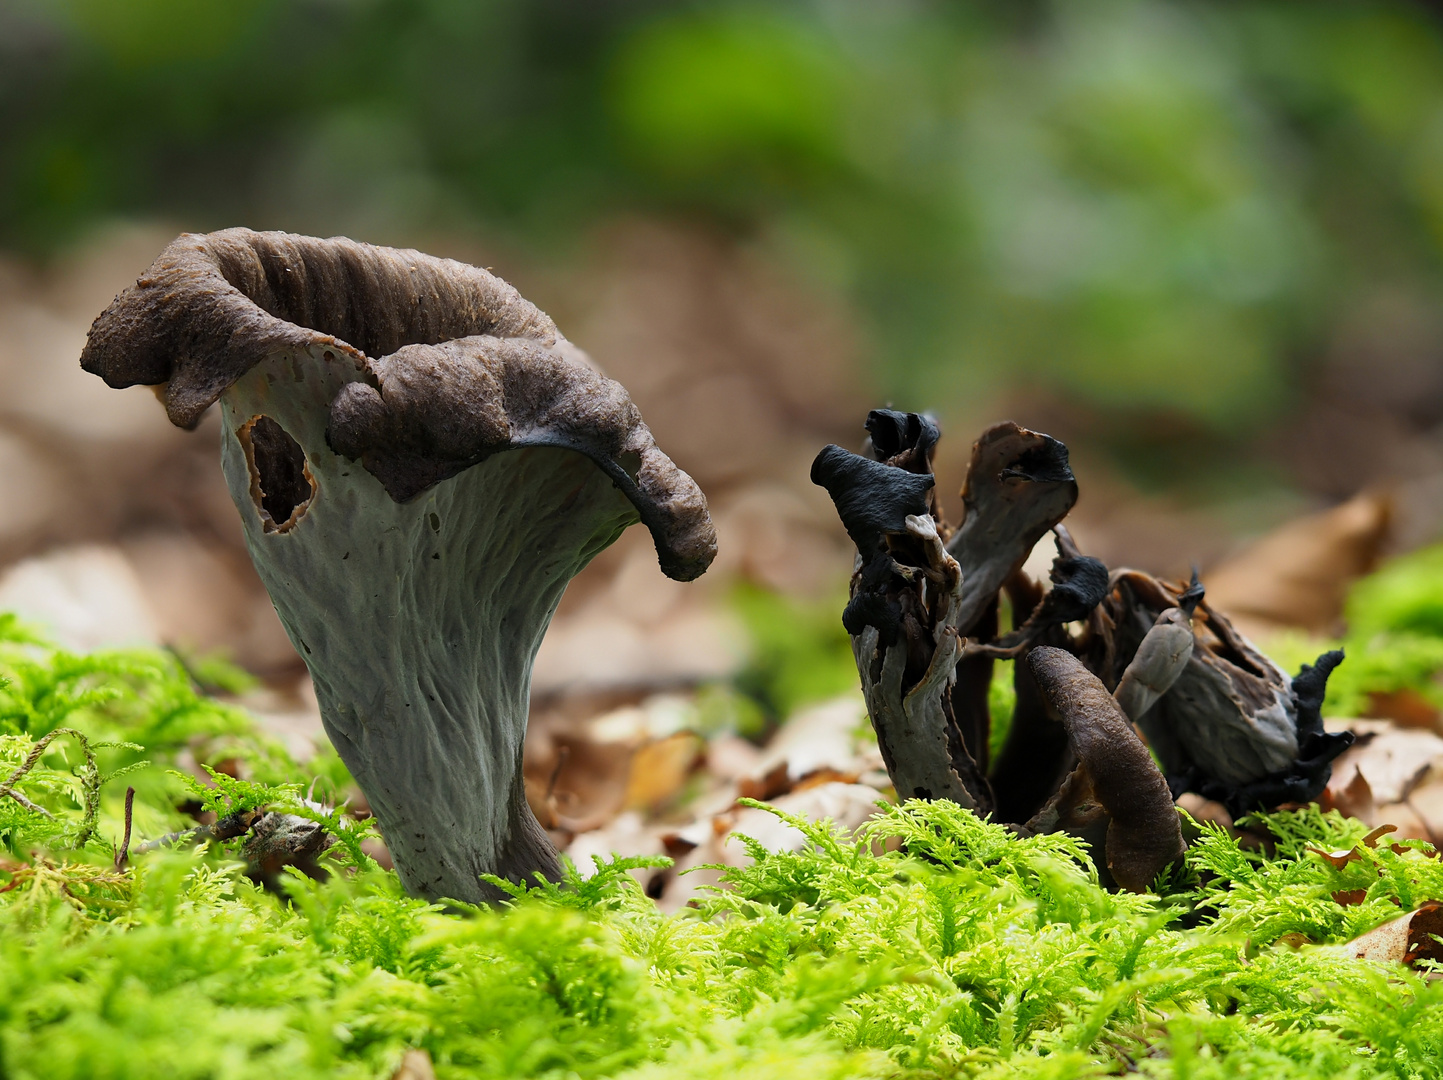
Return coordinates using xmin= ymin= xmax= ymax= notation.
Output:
xmin=1308 ymin=823 xmax=1398 ymax=870
xmin=1340 ymin=902 xmax=1443 ymax=966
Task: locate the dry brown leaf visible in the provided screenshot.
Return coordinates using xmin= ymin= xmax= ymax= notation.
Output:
xmin=1374 ymin=801 xmax=1434 ymax=842
xmin=1204 ymin=492 xmax=1391 ymax=637
xmin=737 ymin=760 xmax=792 ymax=802
xmin=704 ymin=735 xmax=764 ymax=782
xmin=735 ymin=694 xmax=884 ymax=806
xmin=1329 ymin=727 xmax=1443 ymax=806
xmin=624 ymin=732 xmax=704 ymax=811
xmin=1319 ymin=766 xmax=1377 ymax=824
xmin=1308 ymin=823 xmax=1397 ymax=869
xmin=1367 ymin=688 xmax=1442 ymax=732
xmin=1410 ymin=781 xmax=1443 ymax=844
xmin=1176 ymin=792 xmax=1234 ymax=831
xmin=1339 ymin=902 xmax=1443 ymax=966
xmin=791 ymin=767 xmax=862 ymax=792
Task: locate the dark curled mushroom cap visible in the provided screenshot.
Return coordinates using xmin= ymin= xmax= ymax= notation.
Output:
xmin=945 ymin=422 xmax=1079 ymax=637
xmin=864 ymin=409 xmax=940 ymax=474
xmin=327 ymin=337 xmax=712 ymax=580
xmin=81 ymin=228 xmax=714 ymax=581
xmin=1027 ymin=646 xmax=1186 ymax=892
xmin=810 ymin=443 xmax=934 ymax=554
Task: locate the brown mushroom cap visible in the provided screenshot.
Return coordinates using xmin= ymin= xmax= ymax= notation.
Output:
xmin=946 ymin=422 xmax=1079 ymax=636
xmin=1027 ymin=645 xmax=1186 ymax=892
xmin=80 ymin=228 xmax=715 ymax=581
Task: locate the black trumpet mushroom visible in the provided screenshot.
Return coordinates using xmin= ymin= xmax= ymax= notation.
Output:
xmin=813 ymin=410 xmax=1352 ymax=892
xmin=81 ymin=229 xmax=717 ymax=904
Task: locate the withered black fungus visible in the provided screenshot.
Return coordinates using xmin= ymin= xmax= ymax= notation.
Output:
xmin=1184 ymin=649 xmax=1354 ymax=816
xmin=810 ymin=443 xmax=935 ymax=554
xmin=818 ymin=407 xmax=1358 ymax=895
xmin=993 ymin=549 xmax=1110 ymax=650
xmin=946 ymin=422 xmax=1079 ymax=637
xmin=1101 ymin=572 xmax=1354 ymax=818
xmin=865 ymin=408 xmax=940 ymax=474
xmin=1179 ymin=568 xmax=1205 ymax=616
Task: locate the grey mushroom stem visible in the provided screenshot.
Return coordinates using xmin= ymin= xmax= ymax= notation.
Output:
xmin=851 ymin=514 xmax=989 ymax=809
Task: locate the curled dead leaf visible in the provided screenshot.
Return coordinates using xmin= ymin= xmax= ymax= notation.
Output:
xmin=1308 ymin=823 xmax=1398 ymax=870
xmin=1203 ymin=491 xmax=1391 ymax=638
xmin=623 ymin=732 xmax=703 ymax=812
xmin=1338 ymin=902 xmax=1443 ymax=967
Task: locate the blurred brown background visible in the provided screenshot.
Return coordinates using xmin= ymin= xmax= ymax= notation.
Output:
xmin=3 ymin=0 xmax=1443 ymax=770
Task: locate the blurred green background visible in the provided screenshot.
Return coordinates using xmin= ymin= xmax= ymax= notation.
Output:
xmin=6 ymin=0 xmax=1443 ymax=488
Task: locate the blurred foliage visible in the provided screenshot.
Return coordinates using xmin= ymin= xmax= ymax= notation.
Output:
xmin=5 ymin=0 xmax=1443 ymax=437
xmin=731 ymin=582 xmax=858 ymax=722
xmin=1263 ymin=540 xmax=1443 ymax=717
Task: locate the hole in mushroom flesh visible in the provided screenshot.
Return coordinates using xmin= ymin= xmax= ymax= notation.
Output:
xmin=238 ymin=414 xmax=316 ymax=533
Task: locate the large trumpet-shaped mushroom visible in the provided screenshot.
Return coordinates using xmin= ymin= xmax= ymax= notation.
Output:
xmin=81 ymin=229 xmax=716 ymax=903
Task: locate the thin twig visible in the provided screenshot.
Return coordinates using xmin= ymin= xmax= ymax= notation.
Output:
xmin=0 ymin=730 xmax=67 ymax=818
xmin=136 ymin=808 xmax=261 ymax=853
xmin=115 ymin=786 xmax=136 ymax=870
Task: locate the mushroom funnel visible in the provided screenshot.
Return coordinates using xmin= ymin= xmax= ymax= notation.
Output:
xmin=81 ymin=229 xmax=716 ymax=902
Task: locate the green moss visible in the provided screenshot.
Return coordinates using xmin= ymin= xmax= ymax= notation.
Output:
xmin=7 ymin=614 xmax=1443 ymax=1078
xmin=987 ymin=660 xmax=1017 ymax=765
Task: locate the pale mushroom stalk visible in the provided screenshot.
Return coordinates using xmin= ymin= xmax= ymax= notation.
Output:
xmin=811 ymin=442 xmax=988 ymax=808
xmin=1112 ymin=573 xmax=1204 ymax=723
xmin=81 ymin=229 xmax=715 ymax=903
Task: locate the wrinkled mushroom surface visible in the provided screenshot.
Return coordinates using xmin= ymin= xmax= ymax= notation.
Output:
xmin=1101 ymin=571 xmax=1352 ymax=816
xmin=1027 ymin=647 xmax=1186 ymax=891
xmin=82 ymin=229 xmax=716 ymax=903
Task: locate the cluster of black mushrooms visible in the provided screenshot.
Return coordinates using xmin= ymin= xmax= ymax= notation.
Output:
xmin=813 ymin=412 xmax=1353 ymax=891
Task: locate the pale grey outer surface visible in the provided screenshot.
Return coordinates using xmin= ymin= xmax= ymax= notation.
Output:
xmin=219 ymin=346 xmax=637 ymax=902
xmin=1113 ymin=613 xmax=1195 ymax=724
